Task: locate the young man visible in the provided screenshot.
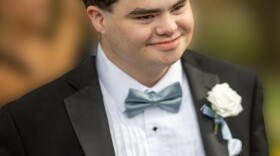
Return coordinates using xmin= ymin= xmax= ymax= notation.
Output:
xmin=0 ymin=0 xmax=268 ymax=155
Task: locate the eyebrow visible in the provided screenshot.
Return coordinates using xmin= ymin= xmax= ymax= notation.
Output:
xmin=127 ymin=0 xmax=187 ymax=16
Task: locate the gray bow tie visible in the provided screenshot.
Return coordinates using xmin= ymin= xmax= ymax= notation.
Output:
xmin=124 ymin=82 xmax=182 ymax=118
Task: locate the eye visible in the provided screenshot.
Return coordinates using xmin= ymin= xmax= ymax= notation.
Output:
xmin=172 ymin=4 xmax=185 ymax=13
xmin=136 ymin=15 xmax=155 ymax=20
xmin=135 ymin=15 xmax=155 ymax=23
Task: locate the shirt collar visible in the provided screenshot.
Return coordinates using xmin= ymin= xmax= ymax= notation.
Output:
xmin=96 ymin=44 xmax=184 ymax=112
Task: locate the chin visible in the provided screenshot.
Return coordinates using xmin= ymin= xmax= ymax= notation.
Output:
xmin=158 ymin=52 xmax=182 ymax=66
xmin=145 ymin=44 xmax=186 ymax=66
xmin=160 ymin=48 xmax=185 ymax=65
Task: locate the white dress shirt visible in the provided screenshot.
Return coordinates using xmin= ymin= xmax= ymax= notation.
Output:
xmin=96 ymin=44 xmax=205 ymax=156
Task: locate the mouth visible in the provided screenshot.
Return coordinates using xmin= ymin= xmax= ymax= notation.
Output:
xmin=148 ymin=36 xmax=181 ymax=51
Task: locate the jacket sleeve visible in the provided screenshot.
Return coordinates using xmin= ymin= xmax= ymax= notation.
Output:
xmin=250 ymin=75 xmax=269 ymax=156
xmin=0 ymin=106 xmax=27 ymax=156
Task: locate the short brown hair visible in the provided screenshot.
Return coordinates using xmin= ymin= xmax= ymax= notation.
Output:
xmin=83 ymin=0 xmax=118 ymax=11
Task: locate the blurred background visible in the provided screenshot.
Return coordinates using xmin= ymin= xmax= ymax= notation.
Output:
xmin=191 ymin=0 xmax=280 ymax=155
xmin=0 ymin=0 xmax=93 ymax=104
xmin=0 ymin=0 xmax=279 ymax=155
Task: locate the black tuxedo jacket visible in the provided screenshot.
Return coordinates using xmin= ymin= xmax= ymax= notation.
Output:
xmin=0 ymin=50 xmax=269 ymax=156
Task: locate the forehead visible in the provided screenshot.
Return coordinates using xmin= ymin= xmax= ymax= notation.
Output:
xmin=112 ymin=0 xmax=185 ymax=12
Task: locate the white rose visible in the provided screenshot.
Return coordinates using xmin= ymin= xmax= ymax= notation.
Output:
xmin=206 ymin=83 xmax=243 ymax=118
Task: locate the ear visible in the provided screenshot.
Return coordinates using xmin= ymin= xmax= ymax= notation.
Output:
xmin=87 ymin=6 xmax=106 ymax=34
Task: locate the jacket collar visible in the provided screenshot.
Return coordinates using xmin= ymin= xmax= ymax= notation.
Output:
xmin=182 ymin=51 xmax=229 ymax=156
xmin=65 ymin=56 xmax=115 ymax=156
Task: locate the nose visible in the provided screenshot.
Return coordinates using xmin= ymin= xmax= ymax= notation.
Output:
xmin=155 ymin=14 xmax=178 ymax=37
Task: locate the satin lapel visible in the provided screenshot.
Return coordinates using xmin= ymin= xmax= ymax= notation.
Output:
xmin=182 ymin=53 xmax=229 ymax=156
xmin=64 ymin=57 xmax=114 ymax=156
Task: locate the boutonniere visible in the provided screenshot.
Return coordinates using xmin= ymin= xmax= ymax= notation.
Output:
xmin=201 ymin=83 xmax=243 ymax=156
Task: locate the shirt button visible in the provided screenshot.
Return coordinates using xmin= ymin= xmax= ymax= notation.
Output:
xmin=153 ymin=127 xmax=158 ymax=132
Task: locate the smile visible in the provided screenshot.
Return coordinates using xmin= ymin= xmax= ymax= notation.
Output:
xmin=148 ymin=36 xmax=181 ymax=51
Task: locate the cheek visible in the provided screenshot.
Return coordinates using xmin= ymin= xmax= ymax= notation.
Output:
xmin=117 ymin=23 xmax=153 ymax=47
xmin=177 ymin=12 xmax=194 ymax=33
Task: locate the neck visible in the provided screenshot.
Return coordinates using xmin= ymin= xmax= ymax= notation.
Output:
xmin=134 ymin=66 xmax=170 ymax=88
xmin=116 ymin=58 xmax=170 ymax=88
xmin=101 ymin=43 xmax=170 ymax=88
xmin=119 ymin=62 xmax=170 ymax=87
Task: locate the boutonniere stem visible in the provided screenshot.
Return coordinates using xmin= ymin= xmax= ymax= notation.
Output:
xmin=214 ymin=112 xmax=219 ymax=135
xmin=201 ymin=83 xmax=243 ymax=156
xmin=201 ymin=105 xmax=233 ymax=140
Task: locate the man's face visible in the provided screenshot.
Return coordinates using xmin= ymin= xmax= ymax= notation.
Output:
xmin=101 ymin=0 xmax=194 ymax=68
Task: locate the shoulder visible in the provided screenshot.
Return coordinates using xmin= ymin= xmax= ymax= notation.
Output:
xmin=183 ymin=49 xmax=259 ymax=81
xmin=183 ymin=50 xmax=261 ymax=105
xmin=1 ymin=56 xmax=97 ymax=115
